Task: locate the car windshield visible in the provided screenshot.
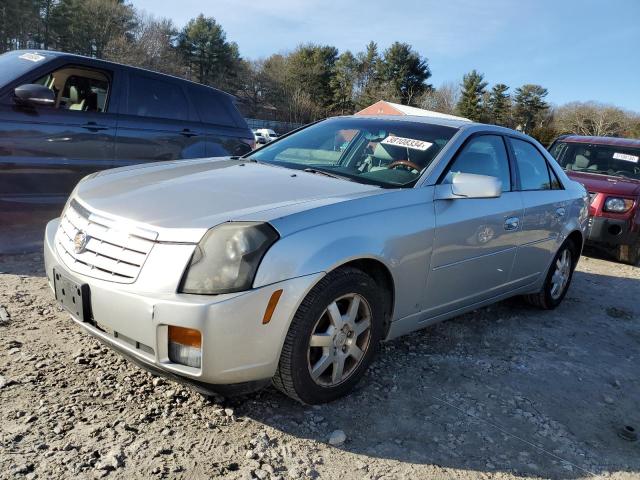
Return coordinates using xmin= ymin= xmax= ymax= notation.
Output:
xmin=0 ymin=51 xmax=50 ymax=87
xmin=247 ymin=118 xmax=457 ymax=188
xmin=552 ymin=141 xmax=640 ymax=180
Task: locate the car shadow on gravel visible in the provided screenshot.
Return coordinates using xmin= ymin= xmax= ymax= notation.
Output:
xmin=0 ymin=253 xmax=46 ymax=277
xmin=236 ymin=268 xmax=640 ymax=479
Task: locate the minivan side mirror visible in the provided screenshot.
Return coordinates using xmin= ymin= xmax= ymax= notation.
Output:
xmin=435 ymin=172 xmax=502 ymax=199
xmin=13 ymin=84 xmax=56 ymax=107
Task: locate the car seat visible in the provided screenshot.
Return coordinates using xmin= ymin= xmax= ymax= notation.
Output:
xmin=68 ymin=86 xmax=85 ymax=111
xmin=84 ymin=91 xmax=99 ymax=112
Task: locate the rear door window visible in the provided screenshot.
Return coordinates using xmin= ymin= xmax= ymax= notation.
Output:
xmin=128 ymin=74 xmax=188 ymax=121
xmin=191 ymin=88 xmax=237 ymax=127
xmin=511 ymin=138 xmax=553 ymax=191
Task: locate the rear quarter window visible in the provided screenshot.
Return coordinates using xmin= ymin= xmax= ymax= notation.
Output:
xmin=191 ymin=88 xmax=238 ymax=127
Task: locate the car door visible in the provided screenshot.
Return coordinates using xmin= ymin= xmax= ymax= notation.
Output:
xmin=424 ymin=134 xmax=523 ymax=316
xmin=507 ymin=137 xmax=568 ymax=285
xmin=115 ymin=72 xmax=205 ymax=163
xmin=0 ymin=61 xmax=118 ymax=213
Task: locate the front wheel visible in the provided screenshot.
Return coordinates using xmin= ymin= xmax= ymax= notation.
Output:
xmin=272 ymin=267 xmax=384 ymax=404
xmin=524 ymin=240 xmax=577 ymax=309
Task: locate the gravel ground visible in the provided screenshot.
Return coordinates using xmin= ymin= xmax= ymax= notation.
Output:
xmin=1 ymin=252 xmax=639 ymax=480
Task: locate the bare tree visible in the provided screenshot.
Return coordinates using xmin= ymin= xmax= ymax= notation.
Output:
xmin=554 ymin=101 xmax=631 ymax=137
xmin=418 ymin=82 xmax=459 ymax=114
xmin=105 ymin=14 xmax=181 ymax=76
xmin=235 ymin=59 xmax=272 ymax=118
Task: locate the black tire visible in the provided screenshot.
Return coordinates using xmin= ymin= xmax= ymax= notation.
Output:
xmin=272 ymin=267 xmax=384 ymax=404
xmin=617 ymin=243 xmax=640 ymax=266
xmin=524 ymin=239 xmax=578 ymax=310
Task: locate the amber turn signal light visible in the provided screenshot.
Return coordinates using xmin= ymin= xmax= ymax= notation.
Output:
xmin=168 ymin=325 xmax=202 ymax=347
xmin=262 ymin=289 xmax=283 ymax=324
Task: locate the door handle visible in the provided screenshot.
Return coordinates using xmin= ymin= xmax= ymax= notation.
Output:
xmin=81 ymin=122 xmax=109 ymax=131
xmin=555 ymin=207 xmax=566 ymax=218
xmin=504 ymin=217 xmax=520 ymax=231
xmin=180 ymin=129 xmax=198 ymax=138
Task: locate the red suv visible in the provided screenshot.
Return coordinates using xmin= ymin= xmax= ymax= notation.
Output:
xmin=549 ymin=135 xmax=640 ymax=265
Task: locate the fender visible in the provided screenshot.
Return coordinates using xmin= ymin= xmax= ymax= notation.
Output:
xmin=254 ymin=187 xmax=437 ymax=321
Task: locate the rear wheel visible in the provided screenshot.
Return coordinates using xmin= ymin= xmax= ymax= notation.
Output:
xmin=525 ymin=240 xmax=577 ymax=309
xmin=273 ymin=267 xmax=384 ymax=404
xmin=617 ymin=243 xmax=640 ymax=266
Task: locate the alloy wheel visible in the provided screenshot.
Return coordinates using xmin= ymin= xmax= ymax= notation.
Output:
xmin=550 ymin=248 xmax=572 ymax=300
xmin=307 ymin=293 xmax=372 ymax=386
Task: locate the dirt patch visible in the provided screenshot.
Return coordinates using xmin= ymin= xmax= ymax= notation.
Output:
xmin=1 ymin=253 xmax=639 ymax=479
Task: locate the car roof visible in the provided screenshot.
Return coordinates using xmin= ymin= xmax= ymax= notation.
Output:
xmin=559 ymin=135 xmax=640 ymax=148
xmin=12 ymin=49 xmax=233 ymax=99
xmin=336 ymin=114 xmax=530 ymax=138
xmin=339 ymin=113 xmax=471 ymax=129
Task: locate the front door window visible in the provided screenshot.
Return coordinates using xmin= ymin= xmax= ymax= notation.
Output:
xmin=35 ymin=66 xmax=110 ymax=112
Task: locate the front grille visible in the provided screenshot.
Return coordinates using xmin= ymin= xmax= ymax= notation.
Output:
xmin=55 ymin=199 xmax=157 ymax=283
xmin=588 ymin=192 xmax=597 ymax=204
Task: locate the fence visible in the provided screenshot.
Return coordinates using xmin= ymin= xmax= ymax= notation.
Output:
xmin=245 ymin=118 xmax=305 ymax=135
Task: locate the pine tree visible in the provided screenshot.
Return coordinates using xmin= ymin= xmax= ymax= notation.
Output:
xmin=379 ymin=42 xmax=431 ymax=105
xmin=330 ymin=50 xmax=357 ymax=114
xmin=178 ymin=14 xmax=242 ymax=91
xmin=456 ymin=70 xmax=487 ymax=121
xmin=354 ymin=41 xmax=382 ymax=110
xmin=488 ymin=83 xmax=511 ymax=126
xmin=513 ymin=84 xmax=549 ymax=134
xmin=287 ymin=44 xmax=338 ymax=112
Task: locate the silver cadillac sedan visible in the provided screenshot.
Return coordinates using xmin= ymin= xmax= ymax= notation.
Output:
xmin=44 ymin=116 xmax=589 ymax=404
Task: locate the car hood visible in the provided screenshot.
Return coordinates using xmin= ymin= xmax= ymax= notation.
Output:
xmin=74 ymin=158 xmax=381 ymax=242
xmin=565 ymin=170 xmax=640 ymax=197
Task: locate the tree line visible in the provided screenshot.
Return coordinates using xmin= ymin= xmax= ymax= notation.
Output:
xmin=2 ymin=0 xmax=639 ymax=141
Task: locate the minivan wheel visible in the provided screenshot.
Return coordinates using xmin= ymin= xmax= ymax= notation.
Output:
xmin=524 ymin=240 xmax=577 ymax=310
xmin=273 ymin=267 xmax=384 ymax=404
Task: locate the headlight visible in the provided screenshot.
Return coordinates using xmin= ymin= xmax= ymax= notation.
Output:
xmin=604 ymin=197 xmax=634 ymax=213
xmin=179 ymin=222 xmax=279 ymax=295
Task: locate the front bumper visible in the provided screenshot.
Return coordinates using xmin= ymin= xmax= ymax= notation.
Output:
xmin=44 ymin=218 xmax=323 ymax=389
xmin=586 ymin=215 xmax=638 ymax=248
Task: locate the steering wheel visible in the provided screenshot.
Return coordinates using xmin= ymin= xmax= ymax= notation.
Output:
xmin=388 ymin=160 xmax=421 ymax=172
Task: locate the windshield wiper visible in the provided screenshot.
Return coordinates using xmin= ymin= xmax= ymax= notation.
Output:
xmin=303 ymin=167 xmax=354 ymax=182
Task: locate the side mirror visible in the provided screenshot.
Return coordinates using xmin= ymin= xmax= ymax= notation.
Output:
xmin=13 ymin=84 xmax=55 ymax=107
xmin=435 ymin=172 xmax=502 ymax=199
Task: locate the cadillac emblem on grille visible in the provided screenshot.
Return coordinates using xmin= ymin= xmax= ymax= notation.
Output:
xmin=73 ymin=231 xmax=89 ymax=254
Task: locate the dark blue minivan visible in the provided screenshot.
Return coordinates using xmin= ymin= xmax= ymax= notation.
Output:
xmin=0 ymin=50 xmax=254 ymax=253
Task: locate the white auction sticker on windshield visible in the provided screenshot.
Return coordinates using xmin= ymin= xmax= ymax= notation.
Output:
xmin=613 ymin=152 xmax=639 ymax=163
xmin=381 ymin=136 xmax=433 ymax=151
xmin=19 ymin=52 xmax=45 ymax=62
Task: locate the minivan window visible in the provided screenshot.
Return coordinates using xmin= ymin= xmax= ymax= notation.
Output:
xmin=35 ymin=66 xmax=111 ymax=112
xmin=445 ymin=135 xmax=511 ymax=191
xmin=192 ymin=89 xmax=237 ymax=127
xmin=511 ymin=138 xmax=553 ymax=191
xmin=128 ymin=75 xmax=188 ymax=121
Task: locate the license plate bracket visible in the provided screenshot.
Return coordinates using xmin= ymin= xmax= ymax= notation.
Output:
xmin=53 ymin=269 xmax=90 ymax=321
